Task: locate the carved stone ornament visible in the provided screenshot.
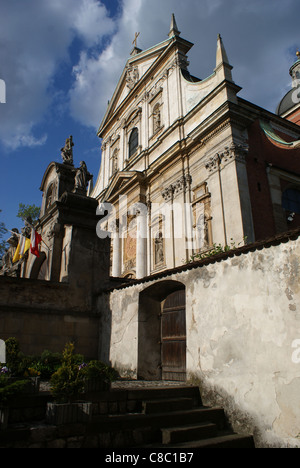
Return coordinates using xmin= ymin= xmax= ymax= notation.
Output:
xmin=45 ymin=220 xmax=59 ymax=241
xmin=205 ymin=154 xmax=221 ymax=174
xmin=126 ymin=65 xmax=139 ymax=90
xmin=174 ymin=55 xmax=189 ymax=70
xmin=205 ymin=143 xmax=249 ymax=173
xmin=162 ymin=175 xmax=192 ymax=201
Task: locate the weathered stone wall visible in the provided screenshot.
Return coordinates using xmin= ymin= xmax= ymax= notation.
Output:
xmin=0 ymin=276 xmax=106 ymax=358
xmin=101 ymin=231 xmax=300 ymax=447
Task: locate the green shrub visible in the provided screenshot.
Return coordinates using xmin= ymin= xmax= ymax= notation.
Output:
xmin=4 ymin=338 xmax=64 ymax=380
xmin=31 ymin=350 xmax=62 ymax=380
xmin=0 ymin=378 xmax=29 ymax=404
xmin=49 ymin=343 xmax=85 ymax=403
xmin=83 ymin=360 xmax=118 ymax=382
xmin=5 ymin=337 xmax=21 ymax=375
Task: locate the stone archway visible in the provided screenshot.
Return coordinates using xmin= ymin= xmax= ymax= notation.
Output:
xmin=138 ymin=280 xmax=186 ymax=381
xmin=29 ymin=252 xmax=47 ymax=280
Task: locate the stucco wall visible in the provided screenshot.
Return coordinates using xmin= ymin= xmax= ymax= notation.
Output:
xmin=102 ymin=233 xmax=300 ymax=447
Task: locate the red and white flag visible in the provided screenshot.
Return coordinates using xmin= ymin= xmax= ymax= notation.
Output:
xmin=30 ymin=229 xmax=42 ymax=257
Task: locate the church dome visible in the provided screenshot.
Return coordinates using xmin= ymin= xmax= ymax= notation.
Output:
xmin=276 ymin=88 xmax=296 ymax=116
xmin=276 ymin=56 xmax=300 ymax=117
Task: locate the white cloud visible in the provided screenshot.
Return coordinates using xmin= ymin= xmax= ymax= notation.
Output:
xmin=6 ymin=131 xmax=48 ymax=152
xmin=73 ymin=0 xmax=116 ymax=46
xmin=0 ymin=0 xmax=114 ymax=150
xmin=0 ymin=0 xmax=299 ymax=151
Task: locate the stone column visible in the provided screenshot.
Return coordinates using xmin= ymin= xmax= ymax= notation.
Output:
xmin=146 ymin=196 xmax=152 ymax=276
xmin=120 ymin=122 xmax=126 ymax=170
xmin=136 ymin=209 xmax=147 ymax=279
xmin=111 ymin=226 xmax=121 ymax=278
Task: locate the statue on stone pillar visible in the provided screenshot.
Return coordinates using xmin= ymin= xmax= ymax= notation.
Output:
xmin=74 ymin=161 xmax=92 ymax=194
xmin=61 ymin=135 xmax=74 ymax=166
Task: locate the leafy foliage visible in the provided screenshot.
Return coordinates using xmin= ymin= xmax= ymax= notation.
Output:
xmin=0 ymin=378 xmax=29 ymax=404
xmin=189 ymin=237 xmax=247 ymax=263
xmin=2 ymin=338 xmax=119 ymax=403
xmin=17 ymin=203 xmax=40 ymax=223
xmin=32 ymin=350 xmax=63 ymax=379
xmin=49 ymin=343 xmax=85 ymax=403
xmin=82 ymin=360 xmax=119 ymax=382
xmin=5 ymin=338 xmax=62 ymax=379
xmin=0 ymin=209 xmax=8 ymax=259
xmin=5 ymin=337 xmax=21 ymax=375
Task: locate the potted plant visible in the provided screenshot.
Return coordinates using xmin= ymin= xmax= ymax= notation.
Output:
xmin=46 ymin=343 xmax=92 ymax=425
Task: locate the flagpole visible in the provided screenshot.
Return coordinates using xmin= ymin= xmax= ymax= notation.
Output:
xmin=37 ymin=237 xmax=51 ymax=251
xmin=7 ymin=229 xmax=21 ymax=237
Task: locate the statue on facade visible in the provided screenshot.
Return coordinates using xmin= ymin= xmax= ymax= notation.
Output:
xmin=61 ymin=135 xmax=74 ymax=165
xmin=0 ymin=228 xmax=21 ymax=277
xmin=74 ymin=161 xmax=92 ymax=194
xmin=153 ymin=105 xmax=161 ymax=133
xmin=154 ymin=232 xmax=164 ymax=265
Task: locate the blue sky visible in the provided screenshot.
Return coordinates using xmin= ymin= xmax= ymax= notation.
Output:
xmin=0 ymin=0 xmax=299 ymax=235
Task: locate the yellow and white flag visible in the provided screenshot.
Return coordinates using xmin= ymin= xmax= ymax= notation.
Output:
xmin=12 ymin=240 xmax=21 ymax=263
xmin=12 ymin=235 xmax=30 ymax=263
xmin=20 ymin=236 xmax=31 ymax=258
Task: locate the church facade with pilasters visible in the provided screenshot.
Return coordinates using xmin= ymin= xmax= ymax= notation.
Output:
xmin=92 ymin=15 xmax=300 ymax=279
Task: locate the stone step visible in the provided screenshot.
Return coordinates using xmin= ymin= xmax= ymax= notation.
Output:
xmin=166 ymin=432 xmax=255 ymax=448
xmin=123 ymin=385 xmax=202 ymax=407
xmin=161 ymin=421 xmax=218 ymax=444
xmin=142 ymin=397 xmax=194 ymax=414
xmin=90 ymin=406 xmax=227 ymax=433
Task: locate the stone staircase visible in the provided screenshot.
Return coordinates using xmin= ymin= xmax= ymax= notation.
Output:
xmin=0 ymin=383 xmax=255 ymax=448
xmin=128 ymin=386 xmax=254 ymax=448
xmin=89 ymin=384 xmax=255 ymax=448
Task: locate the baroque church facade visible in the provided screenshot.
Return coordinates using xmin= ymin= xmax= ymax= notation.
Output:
xmin=2 ymin=16 xmax=300 ymax=447
xmin=91 ymin=15 xmax=300 ymax=280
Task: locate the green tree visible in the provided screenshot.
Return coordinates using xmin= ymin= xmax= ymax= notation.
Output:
xmin=17 ymin=203 xmax=40 ymax=224
xmin=0 ymin=210 xmax=8 ymax=259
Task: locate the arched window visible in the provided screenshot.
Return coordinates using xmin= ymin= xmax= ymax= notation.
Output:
xmin=282 ymin=188 xmax=300 ymax=214
xmin=129 ymin=127 xmax=138 ymax=158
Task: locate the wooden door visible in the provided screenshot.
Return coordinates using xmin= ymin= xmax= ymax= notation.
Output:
xmin=161 ymin=289 xmax=186 ymax=381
